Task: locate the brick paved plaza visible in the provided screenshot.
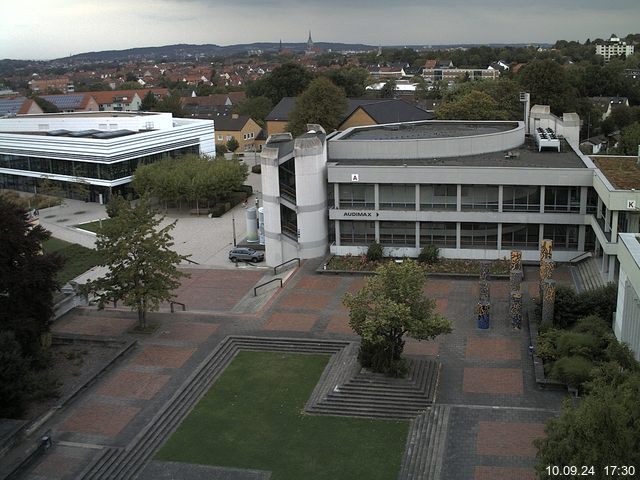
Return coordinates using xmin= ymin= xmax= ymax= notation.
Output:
xmin=20 ymin=260 xmax=572 ymax=479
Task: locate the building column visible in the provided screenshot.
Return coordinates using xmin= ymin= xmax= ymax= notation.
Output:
xmin=497 ymin=223 xmax=503 ymax=250
xmin=415 ymin=184 xmax=420 ymax=212
xmin=608 ymin=255 xmax=616 ymax=283
xmin=335 ymin=221 xmax=341 ymax=246
xmin=539 ymin=186 xmax=545 ymax=213
xmin=580 ymin=186 xmax=588 ymax=215
xmin=456 ymin=184 xmax=462 ymax=212
xmin=611 ymin=210 xmax=619 ymax=240
xmin=374 ymin=184 xmax=380 ymax=210
xmin=578 ymin=225 xmax=586 ymax=251
xmin=456 ymin=222 xmax=461 ymax=249
xmin=333 ymin=183 xmax=340 ymax=209
xmin=375 ymin=221 xmax=380 ymax=243
xmin=539 ymin=224 xmax=545 ymax=249
xmin=415 ymin=222 xmax=420 ymax=249
xmin=605 ymin=208 xmax=611 ymax=233
xmin=597 ymin=196 xmax=603 ymax=219
xmin=498 ymin=185 xmax=503 ymax=213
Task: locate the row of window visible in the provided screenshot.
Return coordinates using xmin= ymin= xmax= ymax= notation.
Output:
xmin=335 ymin=184 xmax=590 ymax=213
xmin=0 ymin=146 xmax=199 ymax=181
xmin=338 ymin=221 xmax=584 ymax=250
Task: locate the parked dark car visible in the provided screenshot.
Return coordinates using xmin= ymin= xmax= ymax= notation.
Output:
xmin=229 ymin=247 xmax=264 ymax=263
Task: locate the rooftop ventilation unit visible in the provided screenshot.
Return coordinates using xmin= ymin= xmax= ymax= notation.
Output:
xmin=534 ymin=127 xmax=560 ymax=152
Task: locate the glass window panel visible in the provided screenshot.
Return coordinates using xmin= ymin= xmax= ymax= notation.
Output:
xmin=460 ymin=222 xmax=498 ymax=248
xmin=379 ymin=221 xmax=416 ymax=246
xmin=420 ymin=222 xmax=457 ymax=247
xmin=461 ymin=185 xmax=499 ymax=211
xmin=420 ymin=184 xmax=457 ymax=210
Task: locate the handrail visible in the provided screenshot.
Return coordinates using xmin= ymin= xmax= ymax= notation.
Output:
xmin=254 ymin=278 xmax=282 ymax=296
xmin=273 ymin=257 xmax=300 ymax=275
xmin=184 ymin=258 xmax=200 ymax=265
xmin=170 ymin=301 xmax=186 ymax=313
xmin=569 ymin=251 xmax=592 ymax=264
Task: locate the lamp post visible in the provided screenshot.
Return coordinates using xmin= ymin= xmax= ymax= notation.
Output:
xmin=232 ymin=211 xmax=237 ymax=246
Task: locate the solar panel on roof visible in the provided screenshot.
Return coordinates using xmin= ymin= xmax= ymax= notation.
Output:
xmin=69 ymin=129 xmax=101 ymax=137
xmin=92 ymin=129 xmax=135 ymax=139
xmin=47 ymin=129 xmax=71 ymax=136
xmin=41 ymin=94 xmax=85 ymax=109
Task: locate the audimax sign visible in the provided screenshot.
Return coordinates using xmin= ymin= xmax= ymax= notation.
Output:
xmin=342 ymin=211 xmax=379 ymax=217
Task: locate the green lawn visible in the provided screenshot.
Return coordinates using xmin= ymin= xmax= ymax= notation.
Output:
xmin=42 ymin=238 xmax=102 ymax=284
xmin=75 ymin=218 xmax=112 ymax=233
xmin=156 ymin=351 xmax=409 ymax=480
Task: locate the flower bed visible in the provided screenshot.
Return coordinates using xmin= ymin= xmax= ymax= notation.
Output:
xmin=325 ymin=254 xmax=509 ymax=276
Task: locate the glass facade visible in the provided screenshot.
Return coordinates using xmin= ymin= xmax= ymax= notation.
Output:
xmin=502 ymin=186 xmax=540 ymax=212
xmin=544 ymin=186 xmax=580 ymax=213
xmin=379 ymin=221 xmax=416 ymax=246
xmin=340 ymin=220 xmax=375 ymax=245
xmin=544 ymin=224 xmax=579 ymax=250
xmin=339 ymin=184 xmax=374 ymax=209
xmin=461 ymin=185 xmax=499 ymax=211
xmin=420 ymin=222 xmax=456 ymax=248
xmin=379 ymin=184 xmax=415 ymax=210
xmin=280 ymin=204 xmax=297 ymax=239
xmin=502 ymin=223 xmax=539 ymax=249
xmin=0 ymin=146 xmax=199 ymax=182
xmin=278 ymin=158 xmax=296 ymax=202
xmin=420 ymin=184 xmax=457 ymax=210
xmin=460 ymin=223 xmax=498 ymax=248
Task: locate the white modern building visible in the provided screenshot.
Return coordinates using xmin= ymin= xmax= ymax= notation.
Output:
xmin=615 ymin=233 xmax=640 ymax=361
xmin=260 ymin=107 xmax=640 ymax=284
xmin=0 ymin=111 xmax=215 ymax=203
xmin=595 ymin=34 xmax=635 ymax=62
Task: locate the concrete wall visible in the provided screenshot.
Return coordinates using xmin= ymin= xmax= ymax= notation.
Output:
xmin=529 ymin=105 xmax=580 ymax=148
xmin=615 ymin=233 xmax=640 ymax=361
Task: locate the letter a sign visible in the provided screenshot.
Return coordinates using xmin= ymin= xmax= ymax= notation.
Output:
xmin=351 ymin=173 xmax=359 ymax=182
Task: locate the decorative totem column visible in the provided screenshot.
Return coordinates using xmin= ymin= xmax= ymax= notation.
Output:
xmin=479 ymin=280 xmax=490 ymax=303
xmin=476 ymin=300 xmax=490 ymax=329
xmin=479 ymin=261 xmax=491 ymax=282
xmin=509 ymin=290 xmax=523 ymax=329
xmin=510 ymin=269 xmax=523 ymax=293
xmin=541 ymin=279 xmax=557 ymax=327
xmin=510 ymin=250 xmax=523 ymax=272
xmin=539 ymin=258 xmax=555 ymax=299
xmin=540 ymin=239 xmax=553 ymax=261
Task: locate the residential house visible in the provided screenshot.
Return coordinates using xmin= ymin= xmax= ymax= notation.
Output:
xmin=39 ymin=93 xmax=99 ymax=112
xmin=0 ymin=97 xmax=43 ymax=116
xmin=589 ymin=96 xmax=630 ymax=120
xmin=28 ymin=76 xmax=74 ymax=94
xmin=91 ymin=89 xmax=169 ymax=111
xmin=215 ymin=114 xmax=263 ymax=152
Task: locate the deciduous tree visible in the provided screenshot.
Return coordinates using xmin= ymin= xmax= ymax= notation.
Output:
xmin=343 ymin=260 xmax=452 ymax=376
xmin=286 ymin=77 xmax=347 ymax=136
xmin=87 ymin=197 xmax=189 ymax=328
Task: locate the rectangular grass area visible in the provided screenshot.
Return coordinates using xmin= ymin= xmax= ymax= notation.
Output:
xmin=42 ymin=237 xmax=102 ymax=284
xmin=76 ymin=218 xmax=112 ymax=233
xmin=156 ymin=351 xmax=409 ymax=480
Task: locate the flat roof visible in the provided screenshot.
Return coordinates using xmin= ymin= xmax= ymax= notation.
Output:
xmin=591 ymin=156 xmax=640 ymax=190
xmin=330 ymin=137 xmax=586 ymax=169
xmin=339 ymin=121 xmax=518 ymax=141
xmin=12 ymin=111 xmax=159 ymax=119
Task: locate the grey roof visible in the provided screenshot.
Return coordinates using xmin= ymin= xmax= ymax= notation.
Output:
xmin=214 ymin=115 xmax=251 ymax=131
xmin=0 ymin=97 xmax=28 ymax=116
xmin=265 ymin=97 xmax=434 ymax=125
xmin=330 ymin=138 xmax=586 ymax=169
xmin=41 ymin=94 xmax=87 ymax=110
xmin=265 ymin=97 xmax=296 ymax=121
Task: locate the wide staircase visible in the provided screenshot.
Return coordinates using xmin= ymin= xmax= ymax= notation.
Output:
xmin=573 ymin=257 xmax=607 ymax=292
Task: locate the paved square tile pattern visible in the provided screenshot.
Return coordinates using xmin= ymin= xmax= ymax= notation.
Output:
xmin=476 ymin=421 xmax=546 ymax=457
xmin=263 ymin=312 xmax=319 ymax=332
xmin=60 ymin=402 xmax=140 ymax=437
xmin=52 ymin=316 xmax=136 ymax=337
xmin=277 ymin=293 xmax=331 ymax=310
xmin=132 ymin=345 xmax=196 ymax=369
xmin=463 ymin=367 xmax=524 ymax=395
xmin=475 ymin=466 xmax=536 ymax=480
xmin=465 ymin=337 xmax=521 ymax=360
xmin=98 ymin=370 xmax=171 ymax=400
xmin=156 ymin=321 xmax=219 ymax=342
xmin=324 ymin=313 xmax=355 ymax=335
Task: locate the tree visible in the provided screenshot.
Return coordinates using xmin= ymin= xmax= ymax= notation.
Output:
xmin=226 ymin=136 xmax=240 ymax=153
xmin=619 ymin=122 xmax=640 ymax=155
xmin=379 ymin=79 xmax=397 ymax=99
xmin=326 ymin=67 xmax=371 ymax=97
xmin=517 ymin=59 xmax=577 ymax=115
xmin=0 ymin=196 xmax=62 ymax=360
xmin=286 ymin=77 xmax=347 ymax=136
xmin=343 ymin=260 xmax=452 ymax=376
xmin=87 ymin=197 xmax=189 ymax=328
xmin=536 ymin=369 xmax=640 ymax=476
xmin=0 ymin=331 xmax=30 ymax=418
xmin=155 ymin=91 xmax=184 ymax=117
xmin=245 ymin=63 xmax=314 ymax=105
xmin=235 ymin=96 xmax=272 ymax=126
xmin=140 ymin=90 xmax=159 ymax=111
xmin=436 ymin=90 xmax=509 ymax=120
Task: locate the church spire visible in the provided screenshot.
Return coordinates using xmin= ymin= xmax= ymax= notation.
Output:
xmin=307 ymin=30 xmax=313 ymax=48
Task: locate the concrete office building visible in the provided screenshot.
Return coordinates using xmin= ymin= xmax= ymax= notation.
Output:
xmin=0 ymin=111 xmax=215 ymax=202
xmin=615 ymin=233 xmax=640 ymax=361
xmin=260 ymin=107 xmax=640 ymax=281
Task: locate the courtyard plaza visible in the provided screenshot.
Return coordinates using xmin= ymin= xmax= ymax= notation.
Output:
xmin=12 ymin=252 xmax=572 ymax=480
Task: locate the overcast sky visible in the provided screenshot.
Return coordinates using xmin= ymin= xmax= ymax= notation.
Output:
xmin=2 ymin=0 xmax=639 ymax=60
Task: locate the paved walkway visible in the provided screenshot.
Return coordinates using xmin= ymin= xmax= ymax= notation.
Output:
xmin=16 ymin=260 xmax=573 ymax=480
